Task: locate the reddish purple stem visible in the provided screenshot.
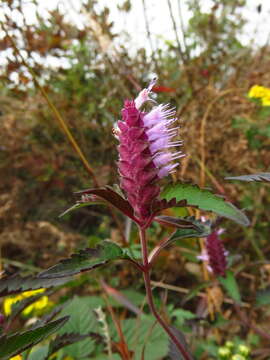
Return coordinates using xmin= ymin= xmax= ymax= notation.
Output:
xmin=139 ymin=226 xmax=193 ymax=360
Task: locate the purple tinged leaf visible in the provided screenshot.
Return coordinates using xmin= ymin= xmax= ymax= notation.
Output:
xmin=59 ymin=195 xmax=106 ymax=217
xmin=154 ymin=215 xmax=205 ymax=230
xmin=149 ymin=217 xmax=212 ymax=263
xmin=38 ymin=241 xmax=126 ymax=279
xmin=75 ymin=186 xmax=137 ymax=222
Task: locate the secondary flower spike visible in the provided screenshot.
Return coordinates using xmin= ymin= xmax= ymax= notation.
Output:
xmin=117 ymin=79 xmax=184 ymax=223
xmin=206 ymin=231 xmax=227 ymax=277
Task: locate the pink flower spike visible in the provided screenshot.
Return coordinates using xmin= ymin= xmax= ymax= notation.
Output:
xmin=117 ymin=80 xmax=184 ymax=224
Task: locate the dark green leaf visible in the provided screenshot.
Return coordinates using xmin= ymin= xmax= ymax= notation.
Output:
xmin=219 ymin=270 xmax=241 ymax=303
xmin=155 ymin=215 xmax=208 ymax=230
xmin=0 ymin=274 xmax=72 ymax=297
xmin=38 ymin=241 xmax=126 ymax=279
xmin=0 ymin=317 xmax=68 ymax=360
xmin=225 ymin=173 xmax=270 ymax=183
xmin=161 ymin=183 xmax=249 ymax=226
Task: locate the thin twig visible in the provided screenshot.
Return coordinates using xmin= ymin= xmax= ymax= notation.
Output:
xmin=167 ymin=0 xmax=194 ymax=91
xmin=151 ymin=280 xmax=251 ymax=308
xmin=167 ymin=0 xmax=185 ymax=62
xmin=177 ymin=0 xmax=190 ymax=60
xmin=141 ymin=0 xmax=159 ymax=71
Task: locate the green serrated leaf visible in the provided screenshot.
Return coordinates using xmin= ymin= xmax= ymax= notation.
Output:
xmin=161 ymin=183 xmax=249 ymax=226
xmin=0 ymin=317 xmax=68 ymax=360
xmin=38 ymin=241 xmax=126 ymax=279
xmin=0 ymin=275 xmax=72 ymax=297
xmin=219 ymin=270 xmax=241 ymax=303
xmin=57 ymin=296 xmax=99 ymax=358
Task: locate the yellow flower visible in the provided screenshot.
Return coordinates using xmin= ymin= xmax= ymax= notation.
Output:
xmin=21 ymin=289 xmax=45 ymax=298
xmin=248 ymin=85 xmax=270 ymax=106
xmin=218 ymin=347 xmax=231 ymax=357
xmin=248 ymin=85 xmax=268 ymax=98
xmin=262 ymin=95 xmax=270 ymax=106
xmin=238 ymin=344 xmax=250 ymax=356
xmin=232 ymin=355 xmax=245 ymax=360
xmin=3 ymin=289 xmax=48 ymax=316
xmin=225 ymin=341 xmax=234 ymax=349
xmin=9 ymin=356 xmax=22 ymax=360
xmin=22 ymin=296 xmax=49 ymax=316
xmin=3 ymin=296 xmax=23 ymax=316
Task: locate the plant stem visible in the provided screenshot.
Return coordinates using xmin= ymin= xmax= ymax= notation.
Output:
xmin=139 ymin=227 xmax=193 ymax=360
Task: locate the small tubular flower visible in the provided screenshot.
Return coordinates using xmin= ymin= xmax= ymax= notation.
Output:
xmin=117 ymin=81 xmax=183 ymax=223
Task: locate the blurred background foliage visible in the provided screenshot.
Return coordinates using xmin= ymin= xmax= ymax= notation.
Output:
xmin=0 ymin=0 xmax=270 ymax=359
